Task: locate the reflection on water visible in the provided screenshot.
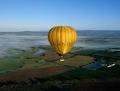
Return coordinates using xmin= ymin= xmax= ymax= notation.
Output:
xmin=0 ymin=31 xmax=120 ymax=56
xmin=82 ymin=61 xmax=103 ymax=70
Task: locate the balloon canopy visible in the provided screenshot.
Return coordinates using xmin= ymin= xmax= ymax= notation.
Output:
xmin=48 ymin=26 xmax=78 ymax=61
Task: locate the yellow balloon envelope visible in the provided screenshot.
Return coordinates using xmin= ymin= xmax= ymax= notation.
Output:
xmin=48 ymin=26 xmax=78 ymax=61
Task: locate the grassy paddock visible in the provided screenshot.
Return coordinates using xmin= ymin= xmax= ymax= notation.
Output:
xmin=56 ymin=55 xmax=94 ymax=67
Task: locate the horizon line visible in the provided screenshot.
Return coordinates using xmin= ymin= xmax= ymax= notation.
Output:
xmin=0 ymin=30 xmax=120 ymax=32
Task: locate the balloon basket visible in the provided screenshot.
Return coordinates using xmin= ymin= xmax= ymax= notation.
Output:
xmin=56 ymin=55 xmax=64 ymax=64
xmin=59 ymin=56 xmax=64 ymax=62
xmin=60 ymin=58 xmax=64 ymax=62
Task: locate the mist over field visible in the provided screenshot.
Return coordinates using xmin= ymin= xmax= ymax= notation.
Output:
xmin=0 ymin=30 xmax=120 ymax=57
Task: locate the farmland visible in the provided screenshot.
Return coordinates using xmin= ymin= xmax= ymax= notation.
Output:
xmin=0 ymin=46 xmax=119 ymax=91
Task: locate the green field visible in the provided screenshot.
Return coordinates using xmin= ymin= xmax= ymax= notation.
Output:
xmin=0 ymin=46 xmax=119 ymax=81
xmin=0 ymin=46 xmax=120 ymax=91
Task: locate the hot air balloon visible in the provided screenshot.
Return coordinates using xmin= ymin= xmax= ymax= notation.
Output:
xmin=48 ymin=26 xmax=77 ymax=61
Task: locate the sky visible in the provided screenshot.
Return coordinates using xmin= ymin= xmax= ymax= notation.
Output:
xmin=0 ymin=0 xmax=120 ymax=31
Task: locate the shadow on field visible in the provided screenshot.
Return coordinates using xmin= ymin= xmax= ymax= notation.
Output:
xmin=0 ymin=80 xmax=120 ymax=91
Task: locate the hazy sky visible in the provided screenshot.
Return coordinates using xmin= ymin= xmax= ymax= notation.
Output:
xmin=0 ymin=0 xmax=120 ymax=31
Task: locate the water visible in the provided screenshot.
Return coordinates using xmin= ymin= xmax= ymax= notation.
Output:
xmin=82 ymin=61 xmax=108 ymax=70
xmin=82 ymin=61 xmax=103 ymax=70
xmin=0 ymin=30 xmax=120 ymax=56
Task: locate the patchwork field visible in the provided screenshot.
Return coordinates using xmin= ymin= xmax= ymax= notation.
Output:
xmin=0 ymin=46 xmax=94 ymax=81
xmin=0 ymin=46 xmax=119 ymax=91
